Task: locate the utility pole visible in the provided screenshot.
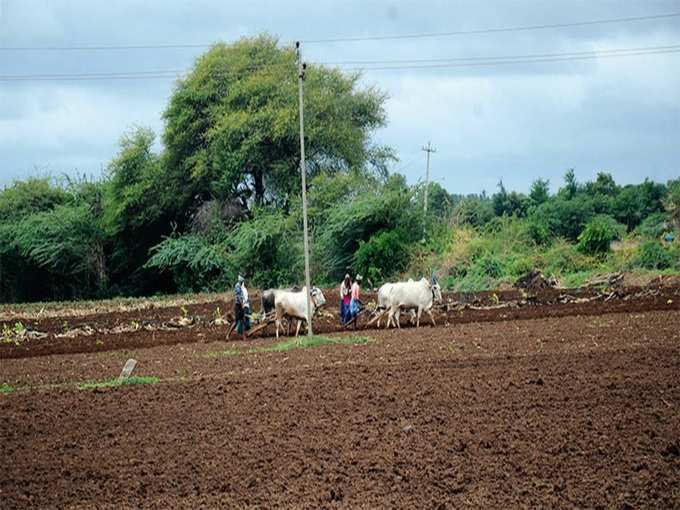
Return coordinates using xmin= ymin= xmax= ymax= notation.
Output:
xmin=296 ymin=41 xmax=313 ymax=336
xmin=422 ymin=141 xmax=436 ymax=215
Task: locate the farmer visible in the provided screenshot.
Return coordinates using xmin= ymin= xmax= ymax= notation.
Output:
xmin=348 ymin=274 xmax=363 ymax=326
xmin=339 ymin=273 xmax=352 ymax=325
xmin=233 ymin=275 xmax=250 ymax=340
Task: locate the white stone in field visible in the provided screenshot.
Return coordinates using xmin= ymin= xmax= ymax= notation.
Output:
xmin=119 ymin=359 xmax=137 ymax=380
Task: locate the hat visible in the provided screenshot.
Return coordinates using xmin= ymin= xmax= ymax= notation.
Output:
xmin=237 ymin=275 xmax=245 ymax=283
xmin=355 ymin=274 xmax=363 ymax=281
xmin=344 ymin=273 xmax=351 ymax=279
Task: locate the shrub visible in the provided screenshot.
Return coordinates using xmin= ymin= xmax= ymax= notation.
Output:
xmin=353 ymin=230 xmax=409 ymax=284
xmin=633 ymin=241 xmax=673 ymax=270
xmin=577 ymin=215 xmax=625 ymax=254
xmin=526 ymin=216 xmax=552 ymax=245
xmin=145 ymin=234 xmax=231 ymax=292
xmin=635 ymin=212 xmax=672 ymax=239
xmin=531 ymin=195 xmax=596 ymax=241
xmin=472 ymin=253 xmax=503 ymax=278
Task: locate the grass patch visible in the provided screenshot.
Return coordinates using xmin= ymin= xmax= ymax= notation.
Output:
xmin=77 ymin=375 xmax=160 ymax=390
xmin=0 ymin=383 xmax=14 ymax=394
xmin=211 ymin=335 xmax=371 ymax=357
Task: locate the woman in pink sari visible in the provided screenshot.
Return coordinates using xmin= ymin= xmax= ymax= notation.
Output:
xmin=339 ymin=274 xmax=352 ymax=325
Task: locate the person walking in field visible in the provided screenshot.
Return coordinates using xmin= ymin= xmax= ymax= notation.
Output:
xmin=232 ymin=275 xmax=250 ymax=340
xmin=340 ymin=273 xmax=352 ymax=325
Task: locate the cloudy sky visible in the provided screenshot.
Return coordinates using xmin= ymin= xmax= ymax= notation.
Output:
xmin=1 ymin=0 xmax=679 ymax=194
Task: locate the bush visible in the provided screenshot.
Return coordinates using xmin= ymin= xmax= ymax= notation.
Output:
xmin=632 ymin=241 xmax=673 ymax=270
xmin=531 ymin=195 xmax=596 ymax=241
xmin=144 ymin=234 xmax=231 ymax=292
xmin=577 ymin=215 xmax=625 ymax=254
xmin=472 ymin=253 xmax=503 ymax=278
xmin=353 ymin=230 xmax=409 ymax=284
xmin=635 ymin=212 xmax=672 ymax=239
xmin=526 ymin=216 xmax=552 ymax=245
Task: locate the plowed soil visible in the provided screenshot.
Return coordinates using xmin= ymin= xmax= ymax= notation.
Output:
xmin=1 ymin=296 xmax=679 ymax=508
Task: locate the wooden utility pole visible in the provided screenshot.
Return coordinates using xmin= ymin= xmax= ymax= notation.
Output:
xmin=422 ymin=141 xmax=436 ymax=215
xmin=296 ymin=41 xmax=313 ymax=336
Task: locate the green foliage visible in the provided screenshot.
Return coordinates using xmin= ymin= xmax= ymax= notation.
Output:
xmin=666 ymin=179 xmax=680 ymax=230
xmin=635 ymin=212 xmax=672 ymax=239
xmin=227 ymin=208 xmax=303 ymax=289
xmin=104 ymin=127 xmax=166 ymax=234
xmin=530 ymin=195 xmax=596 ymax=241
xmin=1 ymin=35 xmax=678 ymax=304
xmin=529 ymin=178 xmax=550 ymax=206
xmin=452 ymin=195 xmax=494 ymax=227
xmin=492 ymin=180 xmax=530 ymax=217
xmin=315 ymin=176 xmax=419 ymax=282
xmin=559 ymin=168 xmax=579 ymax=199
xmin=353 ymin=230 xmax=409 ymax=284
xmin=577 ymin=215 xmax=625 ymax=254
xmin=0 ymin=177 xmax=67 ymax=222
xmin=0 ymin=383 xmax=14 ymax=394
xmin=145 ymin=234 xmax=230 ymax=293
xmin=632 ymin=241 xmax=674 ymax=270
xmin=162 ymin=35 xmax=391 ymax=212
xmin=613 ymin=180 xmax=666 ymax=230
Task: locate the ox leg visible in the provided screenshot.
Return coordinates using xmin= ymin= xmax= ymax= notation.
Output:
xmin=275 ymin=317 xmax=280 ymax=339
xmin=427 ymin=308 xmax=436 ymax=327
xmin=295 ymin=320 xmax=302 ymax=337
xmin=394 ymin=307 xmax=401 ymax=329
xmin=416 ymin=306 xmax=422 ymax=328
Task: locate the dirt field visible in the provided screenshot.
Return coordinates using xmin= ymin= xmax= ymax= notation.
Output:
xmin=1 ymin=287 xmax=679 ymax=508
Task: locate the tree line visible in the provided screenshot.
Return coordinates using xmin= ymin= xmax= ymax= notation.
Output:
xmin=1 ymin=35 xmax=678 ymax=303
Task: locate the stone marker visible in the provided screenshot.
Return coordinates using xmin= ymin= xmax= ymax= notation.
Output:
xmin=119 ymin=359 xmax=137 ymax=381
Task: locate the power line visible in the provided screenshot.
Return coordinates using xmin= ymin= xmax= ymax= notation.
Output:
xmin=302 ymin=12 xmax=680 ymax=44
xmin=1 ymin=12 xmax=678 ymax=52
xmin=1 ymin=44 xmax=678 ymax=82
xmin=343 ymin=47 xmax=680 ymax=71
xmin=0 ymin=42 xmax=211 ymax=52
xmin=323 ymin=44 xmax=680 ymax=65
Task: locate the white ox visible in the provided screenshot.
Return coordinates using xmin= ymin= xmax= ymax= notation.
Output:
xmin=274 ymin=287 xmax=326 ymax=338
xmin=386 ymin=277 xmax=442 ymax=328
xmin=375 ymin=281 xmax=415 ymax=328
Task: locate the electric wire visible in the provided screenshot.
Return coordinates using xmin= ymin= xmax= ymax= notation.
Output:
xmin=1 ymin=12 xmax=678 ymax=51
xmin=1 ymin=44 xmax=678 ymax=81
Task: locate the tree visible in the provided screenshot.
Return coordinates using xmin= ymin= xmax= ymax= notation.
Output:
xmin=665 ymin=179 xmax=680 ymax=231
xmin=586 ymin=172 xmax=619 ymax=197
xmin=560 ymin=169 xmax=578 ymax=199
xmin=162 ymin=35 xmax=392 ymax=217
xmin=613 ymin=180 xmax=666 ymax=231
xmin=529 ymin=178 xmax=550 ymax=206
xmin=493 ymin=180 xmax=530 ymax=217
xmin=103 ymin=127 xmax=173 ymax=294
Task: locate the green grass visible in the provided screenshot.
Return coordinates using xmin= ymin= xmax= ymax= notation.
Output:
xmin=211 ymin=334 xmax=371 ymax=357
xmin=77 ymin=375 xmax=160 ymax=390
xmin=0 ymin=383 xmax=14 ymax=394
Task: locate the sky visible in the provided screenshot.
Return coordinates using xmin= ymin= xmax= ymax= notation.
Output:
xmin=0 ymin=0 xmax=679 ymax=195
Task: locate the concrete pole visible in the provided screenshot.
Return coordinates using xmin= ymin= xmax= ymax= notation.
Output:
xmin=296 ymin=41 xmax=313 ymax=336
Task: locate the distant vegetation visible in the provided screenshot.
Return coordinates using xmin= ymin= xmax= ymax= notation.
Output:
xmin=0 ymin=35 xmax=678 ymax=303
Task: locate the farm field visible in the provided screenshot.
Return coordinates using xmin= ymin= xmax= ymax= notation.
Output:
xmin=1 ymin=286 xmax=679 ymax=508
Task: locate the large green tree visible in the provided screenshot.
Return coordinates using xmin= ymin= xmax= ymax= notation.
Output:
xmin=162 ymin=34 xmax=392 ymax=218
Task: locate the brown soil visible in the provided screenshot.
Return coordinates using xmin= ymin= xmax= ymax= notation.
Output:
xmin=1 ymin=304 xmax=679 ymax=508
